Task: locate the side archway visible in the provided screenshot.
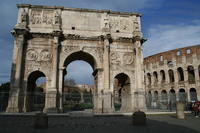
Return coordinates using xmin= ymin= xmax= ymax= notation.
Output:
xmin=26 ymin=71 xmax=46 ymax=112
xmin=113 ymin=73 xmax=130 ymax=112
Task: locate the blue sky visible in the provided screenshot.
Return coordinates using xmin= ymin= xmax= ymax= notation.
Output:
xmin=1 ymin=0 xmax=200 ymax=84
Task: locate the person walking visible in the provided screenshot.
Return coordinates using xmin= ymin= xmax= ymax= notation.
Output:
xmin=194 ymin=103 xmax=199 ymax=117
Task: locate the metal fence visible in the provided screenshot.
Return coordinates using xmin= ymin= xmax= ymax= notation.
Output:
xmin=0 ymin=92 xmax=195 ymax=113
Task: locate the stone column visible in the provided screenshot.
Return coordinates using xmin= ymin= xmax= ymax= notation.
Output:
xmin=44 ymin=32 xmax=61 ymax=113
xmin=134 ymin=38 xmax=146 ymax=112
xmin=187 ymin=88 xmax=191 ymax=102
xmin=93 ymin=68 xmax=104 ymax=113
xmin=184 ymin=68 xmax=189 ymax=82
xmin=7 ymin=29 xmax=27 ymax=112
xmin=58 ymin=67 xmax=65 ymax=112
xmin=174 ymin=69 xmax=179 ymax=83
xmin=157 ymin=72 xmax=161 ymax=85
xmin=165 ymin=70 xmax=170 ymax=84
xmin=194 ymin=67 xmax=199 ymax=85
xmin=101 ymin=34 xmax=113 ymax=113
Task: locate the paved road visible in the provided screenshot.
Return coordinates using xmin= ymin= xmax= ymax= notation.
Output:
xmin=0 ymin=114 xmax=200 ymax=133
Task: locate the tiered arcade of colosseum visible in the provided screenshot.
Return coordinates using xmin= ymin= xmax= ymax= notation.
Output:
xmin=144 ymin=45 xmax=200 ymax=109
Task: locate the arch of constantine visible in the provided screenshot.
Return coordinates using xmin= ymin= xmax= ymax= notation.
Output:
xmin=6 ymin=4 xmax=146 ymax=113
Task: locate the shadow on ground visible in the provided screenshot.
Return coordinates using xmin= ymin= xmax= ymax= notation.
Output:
xmin=0 ymin=114 xmax=199 ymax=133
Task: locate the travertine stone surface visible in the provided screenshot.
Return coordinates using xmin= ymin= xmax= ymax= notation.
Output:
xmin=144 ymin=45 xmax=200 ymax=106
xmin=7 ymin=4 xmax=146 ymax=113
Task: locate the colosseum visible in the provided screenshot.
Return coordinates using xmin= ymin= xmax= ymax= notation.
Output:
xmin=144 ymin=45 xmax=200 ymax=110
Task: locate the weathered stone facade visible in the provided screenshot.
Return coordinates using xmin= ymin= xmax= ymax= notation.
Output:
xmin=144 ymin=45 xmax=200 ymax=107
xmin=6 ymin=4 xmax=146 ymax=113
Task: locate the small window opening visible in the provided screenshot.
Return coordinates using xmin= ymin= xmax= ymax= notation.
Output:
xmin=186 ymin=49 xmax=191 ymax=54
xmin=72 ymin=27 xmax=75 ymax=30
xmin=160 ymin=56 xmax=163 ymax=61
xmin=176 ymin=51 xmax=181 ymax=56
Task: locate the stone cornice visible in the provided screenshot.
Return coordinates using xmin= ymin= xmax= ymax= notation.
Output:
xmin=63 ymin=34 xmax=104 ymax=41
xmin=11 ymin=28 xmax=29 ymax=37
xmin=17 ymin=4 xmax=141 ymax=17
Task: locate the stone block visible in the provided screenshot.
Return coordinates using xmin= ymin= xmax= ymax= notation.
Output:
xmin=132 ymin=111 xmax=146 ymax=125
xmin=176 ymin=102 xmax=185 ymax=119
xmin=34 ymin=113 xmax=48 ymax=128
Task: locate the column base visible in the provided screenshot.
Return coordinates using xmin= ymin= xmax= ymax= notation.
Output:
xmin=6 ymin=107 xmax=19 ymax=113
xmin=43 ymin=107 xmax=58 ymax=113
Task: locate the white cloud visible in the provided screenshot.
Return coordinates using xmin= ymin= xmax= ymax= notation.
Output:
xmin=143 ymin=20 xmax=200 ymax=57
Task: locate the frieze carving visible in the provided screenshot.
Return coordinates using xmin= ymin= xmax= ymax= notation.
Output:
xmin=30 ymin=10 xmax=42 ymax=24
xmin=123 ymin=53 xmax=134 ymax=65
xmin=21 ymin=9 xmax=27 ymax=23
xmin=54 ymin=11 xmax=61 ymax=24
xmin=63 ymin=45 xmax=79 ymax=53
xmin=40 ymin=49 xmax=52 ymax=61
xmin=30 ymin=10 xmax=54 ymax=25
xmin=110 ymin=19 xmax=119 ymax=30
xmin=26 ymin=49 xmax=52 ymax=62
xmin=27 ymin=49 xmax=38 ymax=61
xmin=120 ymin=19 xmax=130 ymax=31
xmin=82 ymin=46 xmax=103 ymax=63
xmin=110 ymin=52 xmax=121 ymax=65
xmin=110 ymin=52 xmax=135 ymax=70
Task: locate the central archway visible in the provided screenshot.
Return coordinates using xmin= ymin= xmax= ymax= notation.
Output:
xmin=61 ymin=51 xmax=97 ymax=112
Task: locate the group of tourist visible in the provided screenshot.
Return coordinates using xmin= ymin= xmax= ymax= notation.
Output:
xmin=192 ymin=102 xmax=200 ymax=117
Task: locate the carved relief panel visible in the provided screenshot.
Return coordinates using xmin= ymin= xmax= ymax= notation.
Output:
xmin=25 ymin=37 xmax=54 ymax=75
xmin=110 ymin=15 xmax=132 ymax=33
xmin=110 ymin=51 xmax=135 ymax=71
xmin=30 ymin=9 xmax=60 ymax=26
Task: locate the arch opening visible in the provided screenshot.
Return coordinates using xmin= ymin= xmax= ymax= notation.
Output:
xmin=62 ymin=51 xmax=96 ymax=111
xmin=26 ymin=71 xmax=46 ymax=112
xmin=161 ymin=90 xmax=168 ymax=109
xmin=169 ymin=89 xmax=176 ymax=109
xmin=179 ymin=88 xmax=187 ymax=103
xmin=113 ymin=73 xmax=130 ymax=111
xmin=153 ymin=71 xmax=158 ymax=85
xmin=187 ymin=66 xmax=195 ymax=84
xmin=147 ymin=73 xmax=151 ymax=86
xmin=190 ymin=88 xmax=197 ymax=102
xmin=160 ymin=70 xmax=166 ymax=83
xmin=147 ymin=91 xmax=152 ymax=109
xmin=177 ymin=67 xmax=184 ymax=82
xmin=168 ymin=69 xmax=175 ymax=83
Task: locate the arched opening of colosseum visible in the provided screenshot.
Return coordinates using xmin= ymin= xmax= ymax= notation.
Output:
xmin=26 ymin=71 xmax=46 ymax=112
xmin=161 ymin=90 xmax=168 ymax=109
xmin=190 ymin=88 xmax=197 ymax=102
xmin=153 ymin=91 xmax=159 ymax=108
xmin=177 ymin=67 xmax=184 ymax=82
xmin=146 ymin=91 xmax=152 ymax=108
xmin=179 ymin=88 xmax=187 ymax=103
xmin=187 ymin=66 xmax=195 ymax=84
xmin=198 ymin=65 xmax=200 ymax=79
xmin=113 ymin=73 xmax=130 ymax=112
xmin=168 ymin=69 xmax=175 ymax=83
xmin=147 ymin=73 xmax=151 ymax=85
xmin=169 ymin=89 xmax=176 ymax=109
xmin=62 ymin=51 xmax=96 ymax=111
xmin=160 ymin=70 xmax=166 ymax=83
xmin=153 ymin=71 xmax=158 ymax=85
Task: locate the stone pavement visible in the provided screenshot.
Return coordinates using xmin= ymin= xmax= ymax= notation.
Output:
xmin=0 ymin=113 xmax=200 ymax=133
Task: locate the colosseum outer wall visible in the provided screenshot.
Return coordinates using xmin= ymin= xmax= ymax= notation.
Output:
xmin=144 ymin=45 xmax=200 ymax=106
